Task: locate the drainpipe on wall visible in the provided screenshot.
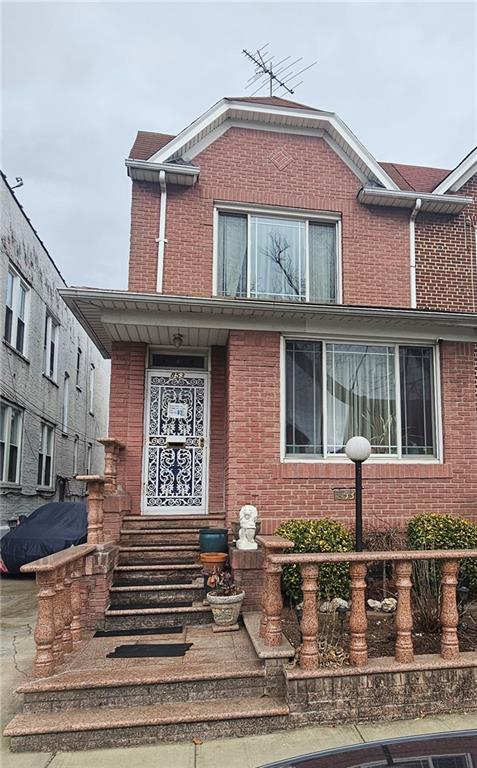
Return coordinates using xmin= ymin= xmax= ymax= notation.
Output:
xmin=155 ymin=170 xmax=167 ymax=293
xmin=409 ymin=197 xmax=422 ymax=309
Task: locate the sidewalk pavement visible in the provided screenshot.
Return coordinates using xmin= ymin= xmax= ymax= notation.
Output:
xmin=2 ymin=576 xmax=475 ymax=768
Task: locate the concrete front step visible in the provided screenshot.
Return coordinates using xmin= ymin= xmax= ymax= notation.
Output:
xmin=118 ymin=546 xmax=200 ymax=565
xmin=122 ymin=516 xmax=226 ymax=530
xmin=6 ymin=696 xmax=289 ymax=752
xmin=104 ymin=604 xmax=213 ymax=630
xmin=18 ymin=663 xmax=266 ymax=713
xmin=119 ymin=530 xmax=201 ymax=547
xmin=113 ymin=564 xmax=202 ymax=586
xmin=109 ymin=581 xmax=204 ymax=607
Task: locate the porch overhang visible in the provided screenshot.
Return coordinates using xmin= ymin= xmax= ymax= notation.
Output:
xmin=59 ymin=288 xmax=477 ymax=359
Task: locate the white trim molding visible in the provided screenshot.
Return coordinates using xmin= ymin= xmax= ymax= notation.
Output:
xmin=433 ymin=147 xmax=477 ymax=194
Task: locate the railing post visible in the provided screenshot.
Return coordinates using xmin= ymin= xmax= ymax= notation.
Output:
xmin=97 ymin=438 xmax=124 ymax=494
xmin=440 ymin=558 xmax=459 ymax=660
xmin=394 ymin=560 xmax=414 ymax=663
xmin=62 ymin=563 xmax=74 ymax=655
xmin=299 ymin=564 xmax=320 ymax=669
xmin=33 ymin=571 xmax=57 ymax=677
xmin=70 ymin=559 xmax=84 ymax=649
xmin=53 ymin=566 xmax=65 ymax=667
xmin=77 ymin=475 xmax=105 ymax=544
xmin=262 ymin=560 xmax=284 ymax=646
xmin=349 ymin=561 xmax=368 ymax=666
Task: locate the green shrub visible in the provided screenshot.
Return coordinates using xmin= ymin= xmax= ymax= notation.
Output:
xmin=407 ymin=513 xmax=477 ymax=591
xmin=275 ymin=519 xmax=353 ymax=603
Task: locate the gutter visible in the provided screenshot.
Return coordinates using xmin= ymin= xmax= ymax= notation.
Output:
xmin=358 ymin=187 xmax=472 ymax=215
xmin=125 ymin=159 xmax=199 ymax=185
xmin=156 ymin=170 xmax=167 ymax=292
xmin=409 ymin=198 xmax=422 ymax=309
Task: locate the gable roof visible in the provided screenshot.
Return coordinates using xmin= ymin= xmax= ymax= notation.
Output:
xmin=226 ymin=95 xmax=319 ymax=112
xmin=379 ymin=162 xmax=450 ymax=194
xmin=129 ymin=131 xmax=174 ymax=160
xmin=432 ymin=146 xmax=477 ymax=194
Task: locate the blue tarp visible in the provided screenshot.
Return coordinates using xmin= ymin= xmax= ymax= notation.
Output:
xmin=1 ymin=502 xmax=87 ymax=573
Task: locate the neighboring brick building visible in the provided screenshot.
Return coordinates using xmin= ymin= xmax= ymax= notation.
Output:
xmin=62 ymin=97 xmax=477 ymax=532
xmin=0 ymin=173 xmax=110 ymax=527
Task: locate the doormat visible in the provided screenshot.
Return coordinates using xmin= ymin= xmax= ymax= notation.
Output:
xmin=110 ymin=600 xmax=193 ymax=611
xmin=107 ymin=643 xmax=193 ymax=658
xmin=94 ymin=626 xmax=183 ymax=638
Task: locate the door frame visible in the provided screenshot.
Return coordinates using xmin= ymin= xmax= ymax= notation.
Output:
xmin=141 ymin=353 xmax=210 ymax=516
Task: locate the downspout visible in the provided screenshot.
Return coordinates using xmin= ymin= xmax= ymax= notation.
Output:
xmin=409 ymin=197 xmax=422 ymax=309
xmin=155 ymin=170 xmax=167 ymax=293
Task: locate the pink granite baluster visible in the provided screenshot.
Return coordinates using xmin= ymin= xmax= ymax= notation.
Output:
xmin=263 ymin=561 xmax=284 ymax=646
xmin=33 ymin=571 xmax=57 ymax=677
xmin=440 ymin=559 xmax=459 ymax=660
xmin=394 ymin=560 xmax=414 ymax=663
xmin=70 ymin=558 xmax=84 ymax=648
xmin=62 ymin=562 xmax=74 ymax=654
xmin=53 ymin=566 xmax=66 ymax=666
xmin=349 ymin=561 xmax=368 ymax=666
xmin=299 ymin=564 xmax=320 ymax=669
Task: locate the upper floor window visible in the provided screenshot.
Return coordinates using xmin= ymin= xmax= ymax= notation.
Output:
xmin=73 ymin=435 xmax=79 ymax=476
xmin=61 ymin=373 xmax=70 ymax=434
xmin=285 ymin=341 xmax=437 ymax=460
xmin=4 ymin=267 xmax=29 ymax=356
xmin=0 ymin=402 xmax=23 ymax=484
xmin=86 ymin=442 xmax=92 ymax=474
xmin=217 ymin=211 xmax=339 ymax=303
xmin=75 ymin=347 xmax=82 ymax=387
xmin=38 ymin=422 xmax=54 ymax=487
xmin=43 ymin=313 xmax=59 ymax=381
xmin=89 ymin=363 xmax=95 ymax=414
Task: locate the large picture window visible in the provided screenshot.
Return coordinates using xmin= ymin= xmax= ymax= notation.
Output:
xmin=217 ymin=211 xmax=338 ymax=303
xmin=285 ymin=340 xmax=437 ymax=459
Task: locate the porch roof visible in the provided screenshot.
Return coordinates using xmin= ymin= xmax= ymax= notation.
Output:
xmin=59 ymin=287 xmax=477 ymax=359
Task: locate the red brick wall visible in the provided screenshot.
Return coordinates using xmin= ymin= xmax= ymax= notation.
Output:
xmin=208 ymin=346 xmax=226 ymax=513
xmin=109 ymin=342 xmax=147 ymax=512
xmin=129 ymin=127 xmax=412 ymax=307
xmin=224 ymin=331 xmax=477 ymax=532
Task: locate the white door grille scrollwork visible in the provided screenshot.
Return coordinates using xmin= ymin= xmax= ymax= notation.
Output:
xmin=144 ymin=371 xmax=208 ymax=513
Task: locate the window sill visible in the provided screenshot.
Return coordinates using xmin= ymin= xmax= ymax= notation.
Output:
xmin=61 ymin=431 xmax=68 ymax=438
xmin=2 ymin=339 xmax=30 ymax=364
xmin=36 ymin=485 xmax=55 ymax=492
xmin=0 ymin=482 xmax=21 ymax=490
xmin=42 ymin=373 xmax=59 ymax=388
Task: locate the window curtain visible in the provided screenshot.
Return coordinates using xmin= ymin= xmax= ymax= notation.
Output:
xmin=309 ymin=223 xmax=336 ymax=302
xmin=250 ymin=217 xmax=306 ymax=301
xmin=327 ymin=344 xmax=396 ymax=454
xmin=217 ymin=214 xmax=247 ymax=297
xmin=400 ymin=347 xmax=434 ymax=455
xmin=286 ymin=341 xmax=323 ymax=454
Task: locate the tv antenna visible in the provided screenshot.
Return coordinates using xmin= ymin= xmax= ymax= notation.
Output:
xmin=242 ymin=45 xmax=316 ymax=97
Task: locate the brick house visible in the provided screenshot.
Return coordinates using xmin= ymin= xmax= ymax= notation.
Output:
xmin=62 ymin=96 xmax=477 ymax=534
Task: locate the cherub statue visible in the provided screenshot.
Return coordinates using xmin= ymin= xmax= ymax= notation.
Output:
xmin=236 ymin=504 xmax=258 ymax=550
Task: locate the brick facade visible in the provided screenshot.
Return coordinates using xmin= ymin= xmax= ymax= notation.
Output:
xmin=109 ymin=110 xmax=477 ymax=528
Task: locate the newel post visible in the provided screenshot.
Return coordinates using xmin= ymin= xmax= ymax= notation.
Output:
xmin=256 ymin=535 xmax=293 ymax=647
xmin=76 ymin=475 xmax=105 ymax=544
xmin=97 ymin=438 xmax=125 ymax=494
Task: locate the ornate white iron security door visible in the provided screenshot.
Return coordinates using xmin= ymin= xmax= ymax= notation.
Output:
xmin=144 ymin=371 xmax=208 ymax=514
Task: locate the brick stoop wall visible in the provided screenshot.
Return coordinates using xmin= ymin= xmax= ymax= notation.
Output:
xmin=229 ymin=548 xmax=264 ymax=611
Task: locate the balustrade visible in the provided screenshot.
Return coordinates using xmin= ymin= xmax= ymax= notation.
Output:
xmin=258 ymin=542 xmax=477 ymax=672
xmin=21 ymin=545 xmax=96 ymax=678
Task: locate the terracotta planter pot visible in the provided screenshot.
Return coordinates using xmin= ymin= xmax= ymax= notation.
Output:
xmin=199 ymin=552 xmax=228 ymax=573
xmin=206 ymin=590 xmax=245 ymax=626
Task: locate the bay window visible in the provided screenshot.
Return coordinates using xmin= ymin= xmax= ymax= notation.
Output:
xmin=285 ymin=340 xmax=437 ymax=459
xmin=217 ymin=211 xmax=338 ymax=303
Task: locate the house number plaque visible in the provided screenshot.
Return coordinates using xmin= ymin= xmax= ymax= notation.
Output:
xmin=333 ymin=488 xmax=355 ymax=501
xmin=167 ymin=403 xmax=188 ymax=419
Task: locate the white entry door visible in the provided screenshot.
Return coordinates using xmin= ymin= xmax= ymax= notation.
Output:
xmin=143 ymin=370 xmax=208 ymax=514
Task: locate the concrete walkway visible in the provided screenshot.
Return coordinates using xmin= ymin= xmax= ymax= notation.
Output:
xmin=2 ymin=576 xmax=476 ymax=768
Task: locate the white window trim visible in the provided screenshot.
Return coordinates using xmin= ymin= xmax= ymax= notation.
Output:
xmin=0 ymin=402 xmax=23 ymax=485
xmin=73 ymin=435 xmax=79 ymax=476
xmin=75 ymin=346 xmax=82 ymax=389
xmin=62 ymin=373 xmax=70 ymax=435
xmin=38 ymin=422 xmax=55 ymax=489
xmin=86 ymin=442 xmax=92 ymax=474
xmin=213 ymin=203 xmax=342 ymax=304
xmin=43 ymin=313 xmax=59 ymax=382
xmin=4 ymin=265 xmax=30 ymax=358
xmin=280 ymin=335 xmax=443 ymax=464
xmin=89 ymin=363 xmax=95 ymax=415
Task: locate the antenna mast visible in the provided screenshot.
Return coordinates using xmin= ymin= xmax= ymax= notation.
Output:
xmin=242 ymin=45 xmax=316 ymax=97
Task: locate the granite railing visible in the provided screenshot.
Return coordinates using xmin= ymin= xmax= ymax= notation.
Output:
xmin=77 ymin=437 xmax=126 ymax=545
xmin=258 ymin=536 xmax=477 ymax=670
xmin=21 ymin=545 xmax=97 ymax=678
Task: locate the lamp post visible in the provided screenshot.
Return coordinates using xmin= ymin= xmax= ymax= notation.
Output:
xmin=345 ymin=436 xmax=371 ymax=552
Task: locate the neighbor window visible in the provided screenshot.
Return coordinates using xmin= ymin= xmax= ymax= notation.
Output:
xmin=89 ymin=363 xmax=95 ymax=414
xmin=38 ymin=422 xmax=54 ymax=487
xmin=285 ymin=341 xmax=437 ymax=459
xmin=4 ymin=267 xmax=29 ymax=355
xmin=217 ymin=211 xmax=338 ymax=303
xmin=62 ymin=373 xmax=70 ymax=434
xmin=0 ymin=402 xmax=23 ymax=484
xmin=86 ymin=443 xmax=92 ymax=474
xmin=73 ymin=435 xmax=79 ymax=476
xmin=43 ymin=313 xmax=59 ymax=380
xmin=75 ymin=347 xmax=82 ymax=387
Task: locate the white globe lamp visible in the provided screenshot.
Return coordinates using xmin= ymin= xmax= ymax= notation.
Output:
xmin=345 ymin=436 xmax=371 ymax=463
xmin=344 ymin=436 xmax=371 ymax=552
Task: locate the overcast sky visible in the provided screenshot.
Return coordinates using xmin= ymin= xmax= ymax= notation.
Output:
xmin=2 ymin=1 xmax=476 ymax=289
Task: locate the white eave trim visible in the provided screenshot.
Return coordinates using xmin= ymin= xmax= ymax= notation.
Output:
xmin=358 ymin=187 xmax=472 ymax=215
xmin=59 ymin=287 xmax=477 ymax=359
xmin=125 ymin=159 xmax=199 ymax=186
xmin=145 ymin=98 xmax=400 ymax=191
xmin=432 ymin=147 xmax=477 ymax=194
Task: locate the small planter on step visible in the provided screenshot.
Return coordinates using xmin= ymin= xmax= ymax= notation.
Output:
xmin=206 ymin=570 xmax=244 ymax=628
